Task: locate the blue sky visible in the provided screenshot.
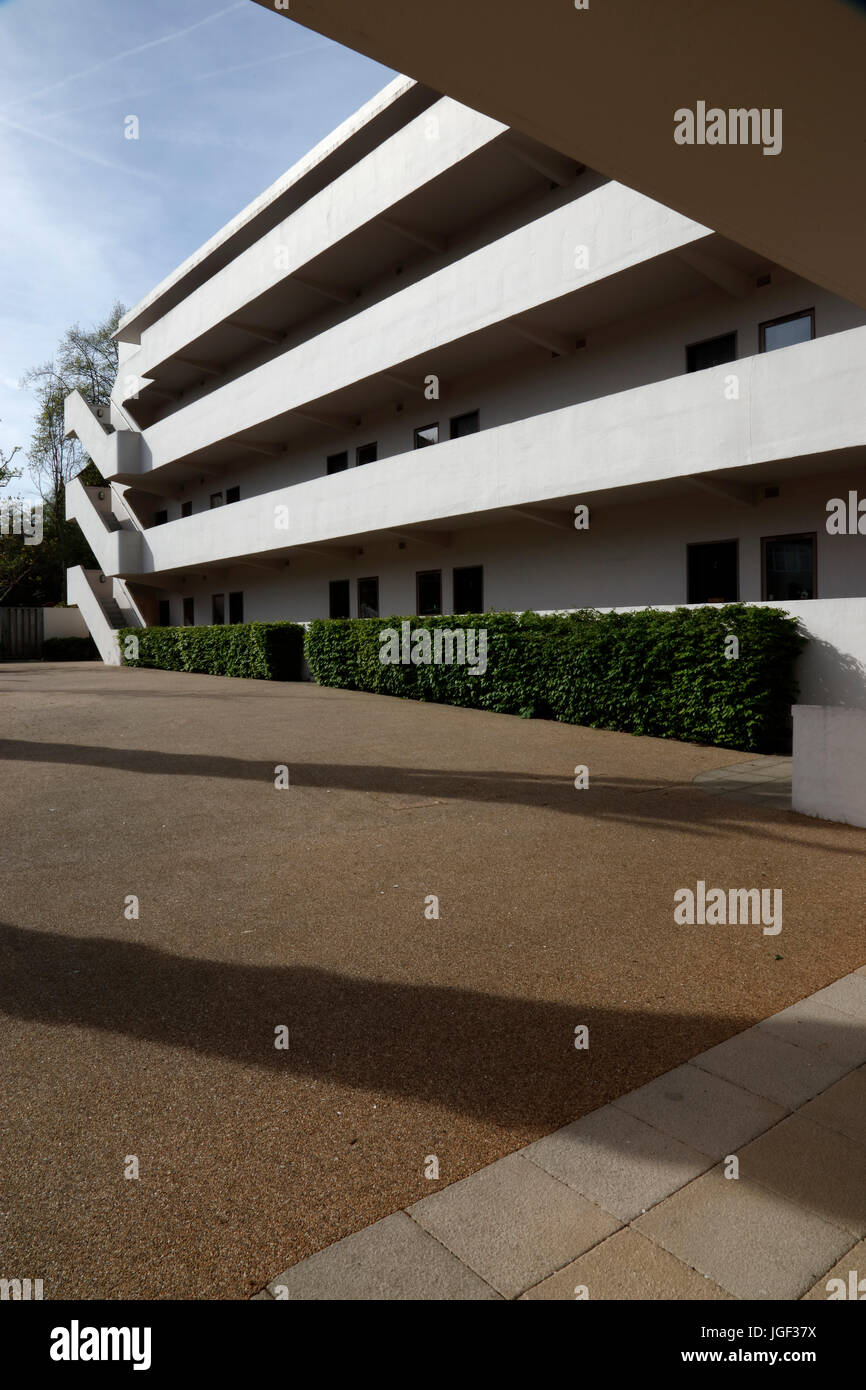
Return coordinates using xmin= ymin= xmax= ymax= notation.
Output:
xmin=0 ymin=0 xmax=394 ymax=491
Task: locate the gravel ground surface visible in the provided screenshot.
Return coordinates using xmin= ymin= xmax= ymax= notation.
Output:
xmin=0 ymin=660 xmax=863 ymax=1300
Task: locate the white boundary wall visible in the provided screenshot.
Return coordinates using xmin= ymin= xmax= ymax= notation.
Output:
xmin=43 ymin=607 xmax=89 ymax=640
xmin=792 ymin=706 xmax=866 ymax=827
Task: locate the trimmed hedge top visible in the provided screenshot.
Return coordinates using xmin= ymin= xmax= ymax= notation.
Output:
xmin=118 ymin=620 xmax=304 ymax=681
xmin=305 ymin=606 xmax=805 ymax=753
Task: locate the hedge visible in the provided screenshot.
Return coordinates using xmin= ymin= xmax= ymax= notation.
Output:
xmin=305 ymin=606 xmax=805 ymax=753
xmin=118 ymin=620 xmax=305 ymax=680
xmin=42 ymin=635 xmax=98 ymax=661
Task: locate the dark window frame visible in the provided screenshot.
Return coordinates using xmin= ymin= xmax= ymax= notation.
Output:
xmin=228 ymin=591 xmax=244 ymax=624
xmin=327 ymin=451 xmax=349 ymax=474
xmin=157 ymin=599 xmax=171 ymax=626
xmin=210 ymin=492 xmax=224 ymax=509
xmin=152 ymin=509 xmax=168 ymax=527
xmin=181 ymin=500 xmax=192 ymax=519
xmin=449 ymin=410 xmax=480 ymax=440
xmin=761 ymin=531 xmax=818 ymax=601
xmin=414 ymin=423 xmax=439 ymax=449
xmin=452 ymin=564 xmax=484 ymax=613
xmin=416 ymin=569 xmax=443 ymax=616
xmin=212 ymin=593 xmax=226 ymax=625
xmin=183 ymin=596 xmax=195 ymax=627
xmin=685 ymin=330 xmax=738 ymax=374
xmin=759 ymin=308 xmax=815 ymax=353
xmin=686 ymin=538 xmax=740 ymax=604
xmin=328 ymin=579 xmax=351 ymax=619
xmin=355 ymin=442 xmax=378 ymax=466
xmin=357 ymin=576 xmax=379 ymax=618
xmin=226 ymin=486 xmax=240 ymax=505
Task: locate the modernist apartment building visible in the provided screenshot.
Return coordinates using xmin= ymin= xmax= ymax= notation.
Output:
xmin=65 ymin=76 xmax=866 ymax=706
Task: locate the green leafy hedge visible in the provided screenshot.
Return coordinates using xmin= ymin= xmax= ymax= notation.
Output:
xmin=118 ymin=620 xmax=305 ymax=681
xmin=305 ymin=606 xmax=805 ymax=752
xmin=41 ymin=635 xmax=99 ymax=661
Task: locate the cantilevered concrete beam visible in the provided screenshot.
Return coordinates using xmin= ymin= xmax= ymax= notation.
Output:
xmin=685 ymin=475 xmax=759 ymax=507
xmin=508 ymin=505 xmax=575 ymax=531
xmin=251 ymin=0 xmax=866 ymax=309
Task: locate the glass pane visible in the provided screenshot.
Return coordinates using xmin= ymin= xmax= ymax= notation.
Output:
xmin=765 ymin=539 xmax=814 ymax=600
xmin=414 ymin=424 xmax=439 ymax=448
xmin=762 ymin=314 xmax=812 ymax=352
xmin=358 ymin=579 xmax=378 ymax=618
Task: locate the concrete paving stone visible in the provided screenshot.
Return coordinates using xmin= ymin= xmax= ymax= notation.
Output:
xmin=801 ymin=1240 xmax=866 ymax=1300
xmin=798 ymin=1066 xmax=866 ymax=1148
xmin=522 ymin=1102 xmax=714 ymax=1221
xmin=634 ymin=1166 xmax=855 ymax=1300
xmin=806 ymin=973 xmax=866 ymax=1022
xmin=613 ymin=1063 xmax=786 ymax=1158
xmin=407 ymin=1151 xmax=621 ymax=1298
xmin=520 ymin=1227 xmax=735 ymax=1300
xmin=266 ymin=1212 xmax=501 ymax=1300
xmin=692 ymin=1025 xmax=850 ymax=1109
xmin=737 ymin=1114 xmax=866 ymax=1237
xmin=758 ymin=997 xmax=866 ymax=1068
xmin=250 ymin=1289 xmax=273 ymax=1300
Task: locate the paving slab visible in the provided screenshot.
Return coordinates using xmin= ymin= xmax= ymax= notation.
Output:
xmin=613 ymin=1063 xmax=786 ymax=1158
xmin=758 ymin=997 xmax=866 ymax=1069
xmin=267 ymin=1212 xmax=501 ymax=1300
xmin=692 ymin=1025 xmax=850 ymax=1109
xmin=634 ymin=1166 xmax=855 ymax=1300
xmin=407 ymin=1151 xmax=620 ymax=1298
xmin=807 ymin=972 xmax=866 ymax=1021
xmin=522 ymin=1103 xmax=714 ymax=1221
xmin=737 ymin=1114 xmax=866 ymax=1237
xmin=802 ymin=1239 xmax=866 ymax=1300
xmin=520 ymin=1227 xmax=734 ymax=1300
xmin=797 ymin=1065 xmax=866 ymax=1148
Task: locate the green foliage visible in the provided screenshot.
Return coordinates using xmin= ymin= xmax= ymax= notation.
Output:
xmin=42 ymin=634 xmax=98 ymax=661
xmin=305 ymin=605 xmax=805 ymax=753
xmin=118 ymin=620 xmax=305 ymax=681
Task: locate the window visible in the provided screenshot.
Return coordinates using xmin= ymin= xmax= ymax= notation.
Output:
xmin=687 ymin=540 xmax=739 ymax=604
xmin=183 ymin=596 xmax=195 ymax=626
xmin=329 ymin=579 xmax=351 ymax=618
xmin=226 ymin=486 xmax=240 ymax=505
xmin=762 ymin=533 xmax=816 ymax=601
xmin=759 ymin=309 xmax=814 ymax=353
xmin=158 ymin=599 xmax=171 ymax=626
xmin=356 ymin=443 xmax=378 ymax=466
xmin=152 ymin=509 xmax=168 ymax=527
xmin=327 ymin=451 xmax=349 ymax=474
xmin=229 ymin=591 xmax=244 ymax=624
xmin=686 ymin=332 xmax=737 ymax=373
xmin=357 ymin=577 xmax=379 ymax=618
xmin=181 ymin=501 xmax=192 ymax=519
xmin=212 ymin=593 xmax=225 ymax=624
xmin=210 ymin=492 xmax=224 ymax=509
xmin=453 ymin=565 xmax=483 ymax=612
xmin=414 ymin=423 xmax=439 ymax=449
xmin=416 ymin=570 xmax=442 ymax=616
xmin=450 ymin=410 xmax=479 ymax=439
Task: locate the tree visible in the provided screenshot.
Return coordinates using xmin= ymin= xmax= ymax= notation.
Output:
xmin=1 ymin=303 xmax=126 ymax=606
xmin=21 ymin=301 xmax=125 ymax=500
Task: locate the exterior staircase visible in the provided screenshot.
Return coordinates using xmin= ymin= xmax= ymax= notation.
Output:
xmin=66 ymin=568 xmax=145 ymax=666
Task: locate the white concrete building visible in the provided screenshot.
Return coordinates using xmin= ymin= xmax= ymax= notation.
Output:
xmin=65 ymin=77 xmax=866 ymax=711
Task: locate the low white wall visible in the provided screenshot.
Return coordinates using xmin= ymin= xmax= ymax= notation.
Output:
xmin=43 ymin=607 xmax=89 ymax=640
xmin=792 ymin=706 xmax=866 ymax=828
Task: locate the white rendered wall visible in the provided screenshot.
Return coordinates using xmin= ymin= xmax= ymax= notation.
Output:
xmin=792 ymin=707 xmax=866 ymax=827
xmin=43 ymin=607 xmax=89 ymax=639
